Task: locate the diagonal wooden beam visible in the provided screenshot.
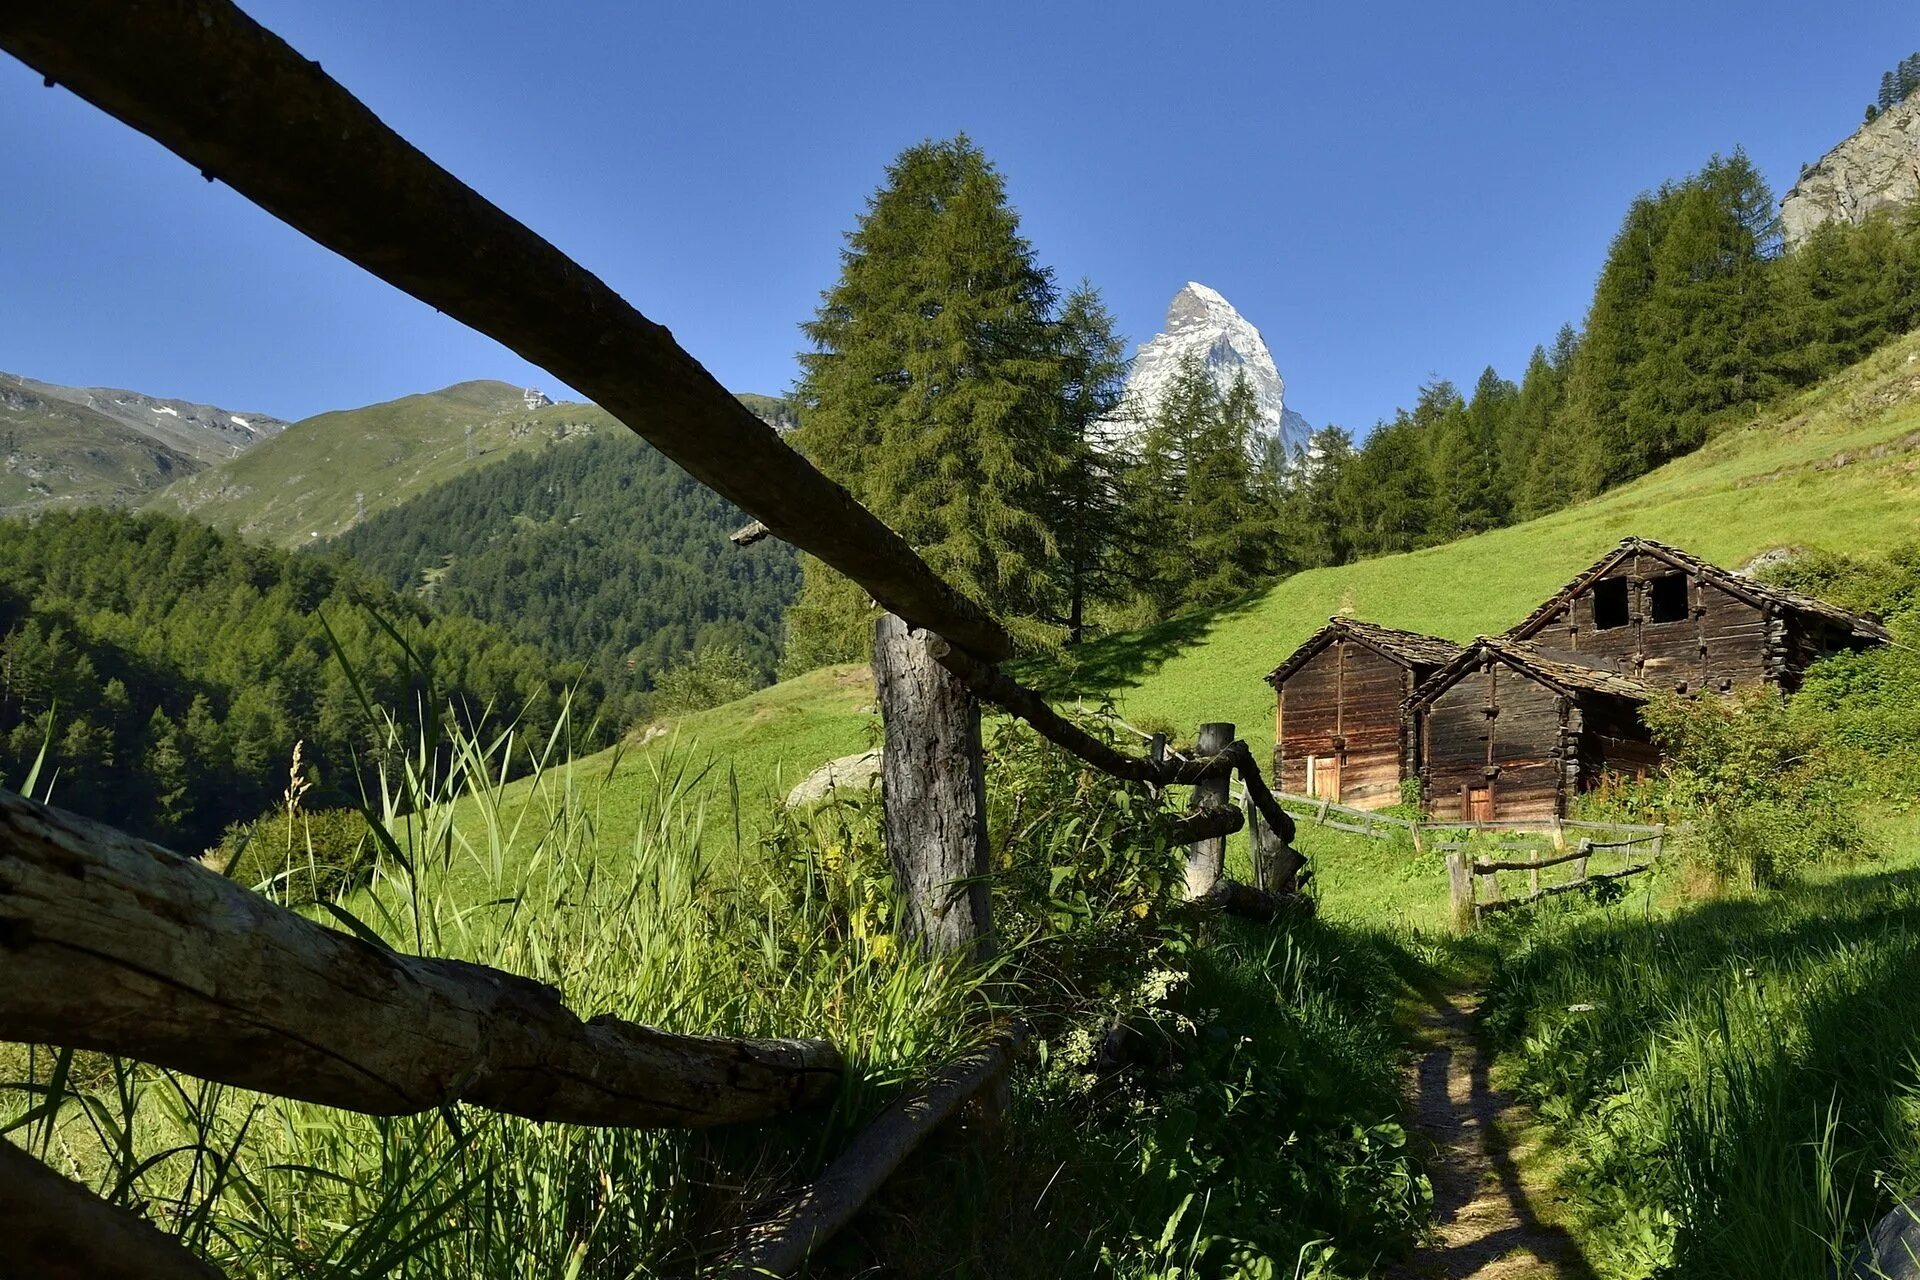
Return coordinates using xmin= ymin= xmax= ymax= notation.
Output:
xmin=0 ymin=0 xmax=1013 ymax=663
xmin=0 ymin=1141 xmax=227 ymax=1280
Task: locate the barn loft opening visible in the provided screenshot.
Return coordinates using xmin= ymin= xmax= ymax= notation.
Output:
xmin=1648 ymin=572 xmax=1689 ymax=624
xmin=1592 ymin=577 xmax=1631 ymax=629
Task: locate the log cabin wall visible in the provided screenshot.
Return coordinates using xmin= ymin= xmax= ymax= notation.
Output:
xmin=1420 ymin=661 xmax=1567 ymax=823
xmin=1275 ymin=639 xmax=1411 ymax=810
xmin=1577 ymin=696 xmax=1663 ymax=790
xmin=1517 ymin=548 xmax=1770 ymax=693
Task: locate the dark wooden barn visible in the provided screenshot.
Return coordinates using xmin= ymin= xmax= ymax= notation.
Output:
xmin=1506 ymin=537 xmax=1889 ymax=694
xmin=1264 ymin=618 xmax=1464 ymax=810
xmin=1409 ymin=637 xmax=1659 ymax=823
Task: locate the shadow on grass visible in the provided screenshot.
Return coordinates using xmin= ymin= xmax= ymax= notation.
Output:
xmin=1012 ymin=589 xmax=1272 ymax=701
xmin=1482 ymin=856 xmax=1920 ymax=1275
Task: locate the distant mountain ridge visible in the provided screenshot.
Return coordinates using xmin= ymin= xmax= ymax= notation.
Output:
xmin=144 ymin=379 xmax=798 ymax=545
xmin=1 ymin=371 xmax=286 ymax=515
xmin=1113 ymin=283 xmax=1310 ymax=458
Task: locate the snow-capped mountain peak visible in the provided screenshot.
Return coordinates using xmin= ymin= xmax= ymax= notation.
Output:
xmin=1114 ymin=282 xmax=1308 ymax=459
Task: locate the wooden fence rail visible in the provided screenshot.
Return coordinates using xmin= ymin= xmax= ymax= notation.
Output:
xmin=0 ymin=789 xmax=843 ymax=1126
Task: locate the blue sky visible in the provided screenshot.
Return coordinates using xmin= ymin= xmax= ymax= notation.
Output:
xmin=1 ymin=3 xmax=1913 ymax=433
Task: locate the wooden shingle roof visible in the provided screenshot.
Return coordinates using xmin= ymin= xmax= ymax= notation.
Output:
xmin=1410 ymin=636 xmax=1651 ymax=708
xmin=1264 ymin=617 xmax=1466 ymax=688
xmin=1508 ymin=537 xmax=1891 ymax=644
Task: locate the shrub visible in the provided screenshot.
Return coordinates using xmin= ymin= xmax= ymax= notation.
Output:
xmin=649 ymin=640 xmax=759 ymax=716
xmin=212 ymin=805 xmax=376 ymax=905
xmin=1641 ymin=688 xmax=1865 ymax=887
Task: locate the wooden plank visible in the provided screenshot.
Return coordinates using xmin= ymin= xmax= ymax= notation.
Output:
xmin=1474 ymin=840 xmax=1597 ymax=874
xmin=0 ymin=0 xmax=1014 ymax=663
xmin=1479 ymin=862 xmax=1653 ymax=914
xmin=0 ymin=1141 xmax=227 ymax=1280
xmin=874 ymin=615 xmax=991 ymax=959
xmin=0 ymin=789 xmax=842 ymax=1127
xmin=723 ymin=1030 xmax=1022 ymax=1278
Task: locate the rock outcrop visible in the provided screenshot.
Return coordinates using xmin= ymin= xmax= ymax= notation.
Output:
xmin=1781 ymin=96 xmax=1920 ymax=247
xmin=784 ymin=749 xmax=881 ymax=809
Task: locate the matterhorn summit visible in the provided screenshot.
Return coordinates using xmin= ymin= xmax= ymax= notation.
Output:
xmin=1114 ymin=282 xmax=1309 ymax=459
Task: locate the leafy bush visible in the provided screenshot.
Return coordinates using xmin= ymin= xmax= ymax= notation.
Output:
xmin=649 ymin=640 xmax=759 ymax=717
xmin=212 ymin=804 xmax=376 ymax=906
xmin=1641 ymin=688 xmax=1865 ymax=887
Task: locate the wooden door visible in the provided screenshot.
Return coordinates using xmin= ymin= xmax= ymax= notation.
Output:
xmin=1308 ymin=755 xmax=1341 ymax=802
xmin=1467 ymin=786 xmax=1494 ymax=822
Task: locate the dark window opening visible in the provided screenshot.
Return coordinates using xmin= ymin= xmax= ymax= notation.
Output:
xmin=1649 ymin=573 xmax=1689 ymax=624
xmin=1592 ymin=577 xmax=1631 ymax=630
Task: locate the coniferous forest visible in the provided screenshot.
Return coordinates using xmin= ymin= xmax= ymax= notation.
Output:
xmin=326 ymin=431 xmax=801 ymax=724
xmin=0 ymin=508 xmax=605 ymax=850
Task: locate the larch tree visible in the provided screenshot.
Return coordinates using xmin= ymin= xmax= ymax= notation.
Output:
xmin=786 ymin=135 xmax=1084 ymax=662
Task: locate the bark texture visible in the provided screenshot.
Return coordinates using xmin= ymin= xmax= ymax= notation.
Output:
xmin=0 ymin=789 xmax=841 ymax=1126
xmin=0 ymin=1141 xmax=227 ymax=1280
xmin=1183 ymin=723 xmax=1235 ymax=899
xmin=874 ymin=615 xmax=991 ymax=959
xmin=0 ymin=0 xmax=1010 ymax=663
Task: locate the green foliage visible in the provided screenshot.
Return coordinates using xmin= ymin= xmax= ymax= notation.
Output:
xmin=647 ymin=640 xmax=759 ymax=718
xmin=328 ymin=431 xmax=798 ymax=719
xmin=1127 ymin=359 xmax=1292 ymax=616
xmin=1483 ymin=843 xmax=1920 ymax=1278
xmin=1641 ymin=688 xmax=1864 ymax=887
xmin=1765 ymin=543 xmax=1920 ymax=806
xmin=216 ymin=805 xmax=377 ymax=907
xmin=0 ymin=508 xmax=603 ymax=851
xmin=786 ymin=136 xmax=1136 ymax=660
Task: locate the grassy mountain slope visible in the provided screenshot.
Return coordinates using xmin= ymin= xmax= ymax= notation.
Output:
xmin=532 ymin=329 xmax=1920 ymax=871
xmin=146 ymin=381 xmax=570 ymax=545
xmin=325 ymin=430 xmax=800 ymax=715
xmin=149 ymin=382 xmax=799 ymax=547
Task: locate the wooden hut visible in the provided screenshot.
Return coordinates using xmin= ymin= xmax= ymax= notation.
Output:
xmin=1409 ymin=637 xmax=1658 ymax=823
xmin=1507 ymin=537 xmax=1889 ymax=694
xmin=1264 ymin=618 xmax=1464 ymax=810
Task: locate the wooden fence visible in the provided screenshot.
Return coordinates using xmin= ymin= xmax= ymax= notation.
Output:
xmin=1273 ymin=790 xmax=1667 ymax=927
xmin=0 ymin=5 xmax=1311 ymax=1276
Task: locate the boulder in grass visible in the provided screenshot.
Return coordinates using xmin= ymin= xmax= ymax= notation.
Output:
xmin=784 ymin=750 xmax=881 ymax=810
xmin=1853 ymin=1199 xmax=1920 ymax=1279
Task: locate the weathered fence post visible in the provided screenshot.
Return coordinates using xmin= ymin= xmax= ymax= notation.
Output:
xmin=1573 ymin=838 xmax=1592 ymax=884
xmin=1183 ymin=722 xmax=1234 ymax=900
xmin=1447 ymin=850 xmax=1474 ymax=930
xmin=1249 ymin=801 xmax=1306 ymax=896
xmin=1528 ymin=848 xmax=1542 ymax=897
xmin=874 ymin=614 xmax=991 ymax=960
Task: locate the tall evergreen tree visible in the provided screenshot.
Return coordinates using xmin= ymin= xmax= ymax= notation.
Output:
xmin=787 ymin=135 xmax=1079 ymax=659
xmin=1881 ymin=70 xmax=1899 ymax=112
xmin=1048 ymin=284 xmax=1133 ymax=643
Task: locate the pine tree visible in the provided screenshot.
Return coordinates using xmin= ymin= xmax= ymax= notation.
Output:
xmin=788 ymin=135 xmax=1073 ymax=658
xmin=1048 ymin=283 xmax=1133 ymax=643
xmin=1881 ymin=70 xmax=1899 ymax=112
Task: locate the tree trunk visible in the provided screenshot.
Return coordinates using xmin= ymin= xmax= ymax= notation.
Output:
xmin=0 ymin=1141 xmax=227 ymax=1280
xmin=873 ymin=614 xmax=991 ymax=960
xmin=1183 ymin=722 xmax=1235 ymax=899
xmin=0 ymin=789 xmax=841 ymax=1127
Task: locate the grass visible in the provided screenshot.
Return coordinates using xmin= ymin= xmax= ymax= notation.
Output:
xmin=1475 ymin=812 xmax=1920 ymax=1279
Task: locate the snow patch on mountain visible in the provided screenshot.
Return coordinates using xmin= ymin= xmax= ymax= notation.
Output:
xmin=1112 ymin=282 xmax=1309 ymax=459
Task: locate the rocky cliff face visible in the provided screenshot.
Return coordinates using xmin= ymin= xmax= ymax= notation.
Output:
xmin=1781 ymin=95 xmax=1920 ymax=246
xmin=1113 ymin=282 xmax=1309 ymax=459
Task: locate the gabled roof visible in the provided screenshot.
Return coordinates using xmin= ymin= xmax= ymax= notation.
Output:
xmin=1410 ymin=636 xmax=1651 ymax=709
xmin=1265 ymin=617 xmax=1466 ymax=688
xmin=1508 ymin=537 xmax=1891 ymax=643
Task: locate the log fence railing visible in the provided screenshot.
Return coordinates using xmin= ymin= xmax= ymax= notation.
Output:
xmin=0 ymin=4 xmax=1316 ymax=1273
xmin=1447 ymin=830 xmax=1666 ymax=926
